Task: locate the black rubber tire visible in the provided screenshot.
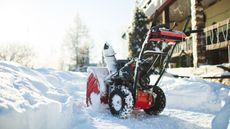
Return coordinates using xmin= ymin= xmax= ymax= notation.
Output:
xmin=109 ymin=86 xmax=133 ymax=118
xmin=144 ymin=86 xmax=166 ymax=115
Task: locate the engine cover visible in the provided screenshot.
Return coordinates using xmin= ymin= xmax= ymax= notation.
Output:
xmin=134 ymin=90 xmax=153 ymax=109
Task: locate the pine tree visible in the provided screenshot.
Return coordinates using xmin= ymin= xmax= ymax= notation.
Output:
xmin=128 ymin=8 xmax=148 ymax=58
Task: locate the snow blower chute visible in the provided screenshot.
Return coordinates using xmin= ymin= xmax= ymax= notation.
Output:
xmin=86 ymin=16 xmax=202 ymax=118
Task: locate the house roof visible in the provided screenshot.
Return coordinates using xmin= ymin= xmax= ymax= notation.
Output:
xmin=141 ymin=0 xmax=217 ymax=22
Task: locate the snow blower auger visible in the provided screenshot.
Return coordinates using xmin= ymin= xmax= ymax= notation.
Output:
xmin=86 ymin=16 xmax=202 ymax=118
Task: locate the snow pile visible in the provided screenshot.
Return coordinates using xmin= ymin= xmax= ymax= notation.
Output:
xmin=151 ymin=75 xmax=230 ymax=129
xmin=0 ymin=61 xmax=87 ymax=129
xmin=167 ymin=65 xmax=230 ymax=77
xmin=151 ymin=76 xmax=229 ymax=113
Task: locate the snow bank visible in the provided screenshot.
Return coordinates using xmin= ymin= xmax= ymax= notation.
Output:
xmin=166 ymin=65 xmax=230 ymax=77
xmin=0 ymin=61 xmax=87 ymax=129
xmin=150 ymin=75 xmax=230 ymax=113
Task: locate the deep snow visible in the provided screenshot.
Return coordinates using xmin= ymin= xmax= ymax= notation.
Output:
xmin=0 ymin=61 xmax=229 ymax=129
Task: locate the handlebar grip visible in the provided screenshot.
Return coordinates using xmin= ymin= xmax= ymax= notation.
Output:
xmin=185 ymin=29 xmax=203 ymax=36
xmin=154 ymin=24 xmax=170 ymax=29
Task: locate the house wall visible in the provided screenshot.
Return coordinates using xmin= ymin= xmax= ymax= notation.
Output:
xmin=173 ymin=20 xmax=191 ymax=31
xmin=205 ymin=0 xmax=230 ymax=26
xmin=142 ymin=0 xmax=230 ymax=67
xmin=172 ymin=0 xmax=230 ymax=31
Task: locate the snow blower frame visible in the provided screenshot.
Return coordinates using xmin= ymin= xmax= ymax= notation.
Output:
xmin=86 ymin=16 xmax=202 ymax=118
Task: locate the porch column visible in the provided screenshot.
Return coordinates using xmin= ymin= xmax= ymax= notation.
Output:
xmin=228 ymin=45 xmax=230 ymax=63
xmin=162 ymin=6 xmax=170 ymax=28
xmin=190 ymin=0 xmax=206 ymax=67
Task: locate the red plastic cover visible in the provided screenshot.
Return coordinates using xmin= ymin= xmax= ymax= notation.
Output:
xmin=134 ymin=90 xmax=153 ymax=109
xmin=149 ymin=29 xmax=187 ymax=43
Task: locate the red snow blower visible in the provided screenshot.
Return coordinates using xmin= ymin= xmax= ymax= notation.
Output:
xmin=86 ymin=16 xmax=201 ymax=118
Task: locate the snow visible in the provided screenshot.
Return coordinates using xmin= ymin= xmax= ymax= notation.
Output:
xmin=166 ymin=65 xmax=230 ymax=77
xmin=112 ymin=94 xmax=122 ymax=111
xmin=151 ymin=76 xmax=229 ymax=113
xmin=90 ymin=92 xmax=107 ymax=112
xmin=0 ymin=61 xmax=229 ymax=129
xmin=0 ymin=61 xmax=87 ymax=129
xmin=103 ymin=43 xmax=117 ymax=74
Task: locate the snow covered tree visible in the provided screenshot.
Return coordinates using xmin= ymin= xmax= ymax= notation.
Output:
xmin=0 ymin=42 xmax=35 ymax=67
xmin=128 ymin=8 xmax=148 ymax=58
xmin=63 ymin=15 xmax=90 ymax=71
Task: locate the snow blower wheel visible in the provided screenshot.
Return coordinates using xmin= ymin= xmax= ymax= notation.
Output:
xmin=109 ymin=86 xmax=133 ymax=118
xmin=144 ymin=86 xmax=166 ymax=115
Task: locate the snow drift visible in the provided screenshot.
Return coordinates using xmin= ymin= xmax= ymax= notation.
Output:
xmin=150 ymin=75 xmax=229 ymax=113
xmin=0 ymin=61 xmax=229 ymax=129
xmin=0 ymin=61 xmax=87 ymax=129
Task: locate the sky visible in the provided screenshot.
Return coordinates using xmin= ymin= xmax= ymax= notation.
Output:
xmin=0 ymin=0 xmax=135 ymax=69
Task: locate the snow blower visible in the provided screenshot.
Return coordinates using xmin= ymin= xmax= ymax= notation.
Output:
xmin=86 ymin=16 xmax=201 ymax=118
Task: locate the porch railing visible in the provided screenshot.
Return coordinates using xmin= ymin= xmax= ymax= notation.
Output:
xmin=204 ymin=18 xmax=230 ymax=50
xmin=172 ymin=36 xmax=193 ymax=57
xmin=172 ymin=18 xmax=230 ymax=57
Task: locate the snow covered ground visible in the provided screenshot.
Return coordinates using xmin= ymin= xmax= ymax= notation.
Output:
xmin=0 ymin=61 xmax=229 ymax=129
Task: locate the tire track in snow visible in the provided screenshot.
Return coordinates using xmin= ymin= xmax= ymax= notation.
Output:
xmin=73 ymin=103 xmax=214 ymax=129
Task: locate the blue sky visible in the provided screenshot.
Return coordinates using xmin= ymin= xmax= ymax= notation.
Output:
xmin=0 ymin=0 xmax=134 ymax=68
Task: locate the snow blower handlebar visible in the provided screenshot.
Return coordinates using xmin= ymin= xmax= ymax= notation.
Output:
xmin=133 ymin=15 xmax=204 ymax=104
xmin=183 ymin=15 xmax=191 ymax=33
xmin=183 ymin=15 xmax=203 ymax=36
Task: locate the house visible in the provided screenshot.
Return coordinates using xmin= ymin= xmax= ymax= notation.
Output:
xmin=136 ymin=0 xmax=230 ymax=67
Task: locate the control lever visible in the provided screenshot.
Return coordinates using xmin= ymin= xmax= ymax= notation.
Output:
xmin=184 ymin=29 xmax=203 ymax=36
xmin=183 ymin=15 xmax=191 ymax=32
xmin=170 ymin=22 xmax=177 ymax=31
